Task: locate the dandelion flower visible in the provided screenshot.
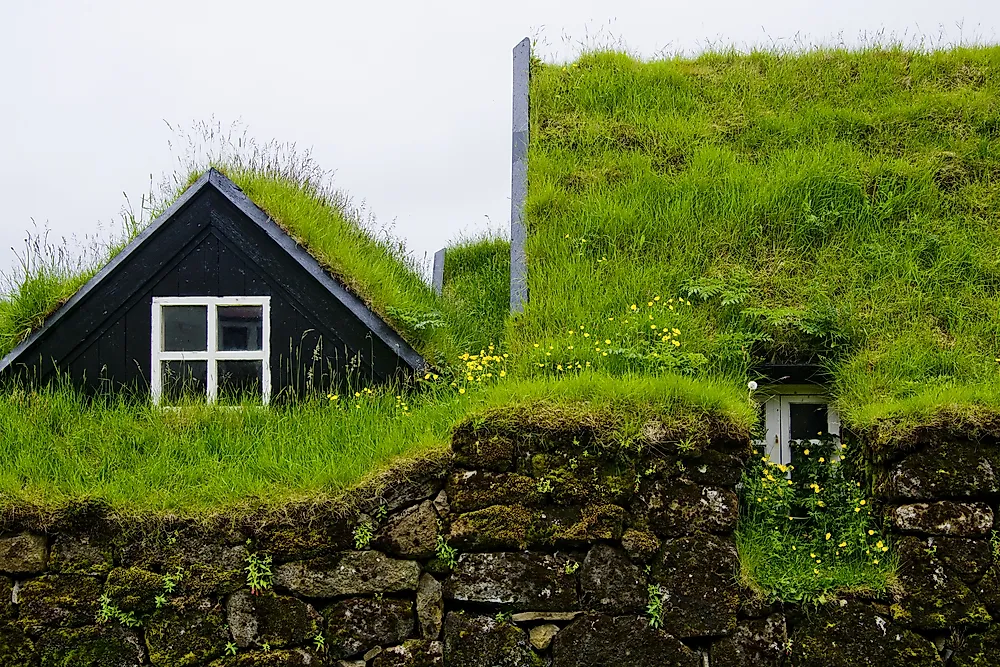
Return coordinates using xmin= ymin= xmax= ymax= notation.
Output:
xmin=868 ymin=530 xmax=875 ymax=536
xmin=860 ymin=500 xmax=866 ymax=506
xmin=803 ymin=449 xmax=810 ymax=456
xmin=459 ymin=388 xmax=466 ymax=394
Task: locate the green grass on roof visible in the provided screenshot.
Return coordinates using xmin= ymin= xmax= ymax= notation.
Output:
xmin=519 ymin=45 xmax=1000 ymax=439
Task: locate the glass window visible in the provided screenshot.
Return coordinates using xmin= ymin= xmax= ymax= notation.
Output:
xmin=218 ymin=360 xmax=263 ymax=402
xmin=789 ymin=403 xmax=829 ymax=440
xmin=161 ymin=360 xmax=208 ymax=401
xmin=162 ymin=306 xmax=207 ymax=351
xmin=218 ymin=306 xmax=263 ymax=351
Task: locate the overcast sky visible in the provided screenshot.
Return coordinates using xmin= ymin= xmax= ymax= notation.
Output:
xmin=1 ymin=0 xmax=995 ymax=283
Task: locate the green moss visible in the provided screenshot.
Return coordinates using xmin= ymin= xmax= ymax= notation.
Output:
xmin=37 ymin=625 xmax=144 ymax=667
xmin=104 ymin=567 xmax=164 ymax=617
xmin=0 ymin=624 xmax=34 ymax=667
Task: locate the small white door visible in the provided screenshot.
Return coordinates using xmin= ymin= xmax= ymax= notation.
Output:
xmin=759 ymin=388 xmax=840 ymax=467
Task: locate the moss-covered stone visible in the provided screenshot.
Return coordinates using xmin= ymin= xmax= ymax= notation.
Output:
xmin=892 ymin=536 xmax=992 ymax=630
xmin=446 ymin=471 xmax=542 ymax=513
xmin=274 ymin=551 xmax=420 ymax=598
xmin=445 ymin=552 xmax=578 ymax=612
xmin=371 ymin=639 xmax=443 ymax=667
xmin=522 ymin=453 xmax=635 ymax=507
xmin=0 ymin=577 xmax=14 ymax=621
xmin=376 ymin=501 xmax=438 ymax=559
xmin=145 ymin=600 xmax=229 ymax=666
xmin=324 ymin=597 xmax=414 ymax=659
xmin=49 ymin=534 xmax=114 ymax=576
xmin=551 ymin=613 xmax=699 ymax=667
xmin=950 ymin=624 xmax=1000 ymax=667
xmin=443 ymin=612 xmax=539 ymax=667
xmin=710 ymin=614 xmax=786 ymax=667
xmin=935 ymin=536 xmax=994 ymax=583
xmin=36 ymin=624 xmax=146 ymax=667
xmin=651 ymin=534 xmax=739 ymax=638
xmin=888 ymin=501 xmax=994 ymax=537
xmin=0 ymin=623 xmax=35 ymax=667
xmin=253 ymin=521 xmax=355 ymax=563
xmin=788 ymin=601 xmax=940 ymax=667
xmin=665 ymin=448 xmax=749 ymax=488
xmin=416 ymin=574 xmax=444 ymax=640
xmin=0 ymin=533 xmax=48 ymax=575
xmin=227 ymin=590 xmax=320 ymax=649
xmin=206 ymin=648 xmax=320 ymax=667
xmin=638 ymin=481 xmax=738 ymax=538
xmin=579 ymin=544 xmax=646 ymax=614
xmin=104 ymin=567 xmax=165 ymax=617
xmin=884 ymin=439 xmax=1000 ymax=500
xmin=538 ymin=504 xmax=626 ymax=547
xmin=18 ymin=574 xmax=102 ymax=628
xmin=974 ymin=562 xmax=1000 ymax=617
xmin=452 ymin=432 xmax=516 ymax=472
xmin=449 ymin=505 xmax=534 ymax=550
xmin=621 ymin=529 xmax=661 ymax=563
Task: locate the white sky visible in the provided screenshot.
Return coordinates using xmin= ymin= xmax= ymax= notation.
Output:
xmin=0 ymin=0 xmax=995 ymax=282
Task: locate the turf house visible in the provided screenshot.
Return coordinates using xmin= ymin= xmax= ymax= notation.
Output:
xmin=0 ymin=41 xmax=999 ymax=667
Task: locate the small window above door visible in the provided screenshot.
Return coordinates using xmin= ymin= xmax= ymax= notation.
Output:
xmin=757 ymin=385 xmax=840 ymax=468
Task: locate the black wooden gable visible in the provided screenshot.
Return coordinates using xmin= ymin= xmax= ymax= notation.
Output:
xmin=0 ymin=169 xmax=425 ymax=396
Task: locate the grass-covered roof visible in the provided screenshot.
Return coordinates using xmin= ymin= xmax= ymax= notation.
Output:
xmin=518 ymin=45 xmax=1000 ymax=441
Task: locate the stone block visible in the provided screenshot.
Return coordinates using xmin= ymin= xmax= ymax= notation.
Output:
xmin=621 ymin=529 xmax=661 ymax=563
xmin=18 ymin=574 xmax=102 ymax=627
xmin=934 ymin=536 xmax=994 ymax=583
xmin=448 ymin=505 xmax=534 ymax=550
xmin=551 ymin=614 xmax=699 ymax=667
xmin=445 ymin=552 xmax=578 ymax=611
xmin=711 ymin=614 xmax=787 ymax=667
xmin=371 ymin=640 xmax=443 ymax=667
xmin=452 ymin=432 xmax=516 ymax=472
xmin=530 ymin=624 xmax=559 ymax=651
xmin=416 ymin=574 xmax=444 ymax=639
xmin=324 ymin=597 xmax=415 ymax=659
xmin=446 ymin=471 xmax=542 ymax=513
xmin=888 ymin=502 xmax=994 ymax=537
xmin=227 ymin=589 xmax=320 ymax=649
xmin=207 ymin=648 xmax=321 ymax=666
xmin=274 ymin=551 xmax=420 ymax=598
xmin=104 ymin=567 xmax=165 ymax=616
xmin=36 ymin=624 xmax=146 ymax=667
xmin=788 ymin=601 xmax=940 ymax=667
xmin=0 ymin=533 xmax=47 ymax=575
xmin=639 ymin=481 xmax=738 ymax=537
xmin=0 ymin=624 xmax=34 ymax=667
xmin=579 ymin=544 xmax=646 ymax=614
xmin=49 ymin=533 xmax=114 ymax=575
xmin=443 ymin=613 xmax=538 ymax=667
xmin=145 ymin=599 xmax=229 ymax=666
xmin=377 ymin=501 xmax=438 ymax=559
xmin=651 ymin=534 xmax=739 ymax=637
xmin=884 ymin=440 xmax=1000 ymax=500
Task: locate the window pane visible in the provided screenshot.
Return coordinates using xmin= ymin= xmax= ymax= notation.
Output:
xmin=789 ymin=403 xmax=828 ymax=440
xmin=162 ymin=306 xmax=208 ymax=351
xmin=218 ymin=360 xmax=263 ymax=402
xmin=218 ymin=306 xmax=263 ymax=351
xmin=161 ymin=360 xmax=207 ymax=402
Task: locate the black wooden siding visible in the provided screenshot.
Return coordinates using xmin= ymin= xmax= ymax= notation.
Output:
xmin=4 ymin=182 xmax=415 ymax=397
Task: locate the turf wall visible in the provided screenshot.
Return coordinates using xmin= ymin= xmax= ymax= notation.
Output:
xmin=0 ymin=419 xmax=996 ymax=666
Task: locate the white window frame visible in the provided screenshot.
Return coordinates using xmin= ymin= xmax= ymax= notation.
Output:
xmin=757 ymin=385 xmax=840 ymax=467
xmin=151 ymin=296 xmax=271 ymax=405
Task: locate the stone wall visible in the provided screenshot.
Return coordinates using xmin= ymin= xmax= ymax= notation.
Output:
xmin=0 ymin=418 xmax=997 ymax=666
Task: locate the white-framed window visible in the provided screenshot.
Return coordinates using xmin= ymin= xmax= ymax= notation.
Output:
xmin=151 ymin=296 xmax=271 ymax=405
xmin=757 ymin=385 xmax=840 ymax=468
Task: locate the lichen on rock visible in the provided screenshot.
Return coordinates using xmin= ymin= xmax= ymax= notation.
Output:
xmin=442 ymin=612 xmax=539 ymax=667
xmin=324 ymin=597 xmax=415 ymax=659
xmin=550 ymin=613 xmax=699 ymax=667
xmin=445 ymin=552 xmax=578 ymax=611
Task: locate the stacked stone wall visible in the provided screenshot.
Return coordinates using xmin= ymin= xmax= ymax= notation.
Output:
xmin=0 ymin=421 xmax=997 ymax=666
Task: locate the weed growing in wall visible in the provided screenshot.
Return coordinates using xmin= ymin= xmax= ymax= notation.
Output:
xmin=736 ymin=435 xmax=897 ymax=603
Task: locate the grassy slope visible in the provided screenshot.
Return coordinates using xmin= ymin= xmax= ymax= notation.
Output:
xmin=522 ymin=46 xmax=1000 ymax=441
xmin=441 ymin=234 xmax=511 ymax=352
xmin=0 ymin=374 xmax=751 ymax=515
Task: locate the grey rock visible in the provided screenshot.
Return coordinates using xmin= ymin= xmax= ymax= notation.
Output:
xmin=511 ymin=611 xmax=583 ymax=623
xmin=432 ymin=490 xmax=450 ymax=517
xmin=711 ymin=614 xmax=787 ymax=667
xmin=445 ymin=552 xmax=578 ymax=611
xmin=0 ymin=533 xmax=47 ymax=574
xmin=274 ymin=551 xmax=420 ymax=597
xmin=888 ymin=502 xmax=994 ymax=537
xmin=651 ymin=534 xmax=739 ymax=637
xmin=416 ymin=573 xmax=444 ymax=639
xmin=49 ymin=533 xmax=113 ymax=575
xmin=885 ymin=440 xmax=1000 ymax=500
xmin=551 ymin=614 xmax=699 ymax=667
xmin=530 ymin=624 xmax=560 ymax=651
xmin=324 ymin=597 xmax=415 ymax=659
xmin=639 ymin=481 xmax=738 ymax=537
xmin=443 ymin=612 xmax=538 ymax=666
xmin=372 ymin=640 xmax=444 ymax=667
xmin=146 ymin=599 xmax=229 ymax=666
xmin=378 ymin=501 xmax=438 ymax=559
xmin=227 ymin=589 xmax=320 ymax=648
xmin=579 ymin=544 xmax=646 ymax=614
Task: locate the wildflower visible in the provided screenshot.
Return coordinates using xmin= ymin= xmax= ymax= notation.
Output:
xmin=672 ymin=340 xmax=680 ymax=347
xmin=810 ymin=553 xmax=816 ymax=558
xmin=459 ymin=388 xmax=466 ymax=395
xmin=825 ymin=533 xmax=831 ymax=540
xmin=654 ymin=296 xmax=661 ymax=301
xmin=855 ymin=507 xmax=861 ymax=513
xmin=819 ymin=457 xmax=825 ymax=463
xmin=873 ymin=559 xmax=879 ymax=564
xmin=868 ymin=530 xmax=875 ymax=536
xmin=328 ymin=394 xmax=339 ymax=401
xmin=499 ymin=371 xmax=506 ymax=377
xmin=876 ymin=541 xmax=884 ymax=549
xmin=630 ymin=304 xmax=637 ymax=311
xmin=604 ymin=339 xmax=611 ymax=344
xmin=803 ymin=449 xmax=810 ymax=456
xmin=647 ymin=301 xmax=653 ymax=307
xmin=533 ymin=343 xmax=540 ymax=348
xmin=860 ymin=500 xmax=866 ymax=506
xmin=355 ymin=392 xmax=361 ymax=397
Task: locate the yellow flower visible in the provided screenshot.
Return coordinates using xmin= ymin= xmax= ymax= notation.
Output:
xmin=654 ymin=296 xmax=661 ymax=301
xmin=803 ymin=449 xmax=810 ymax=456
xmin=876 ymin=541 xmax=884 ymax=549
xmin=873 ymin=559 xmax=879 ymax=564
xmin=825 ymin=533 xmax=831 ymax=540
xmin=854 ymin=507 xmax=861 ymax=513
xmin=605 ymin=339 xmax=611 ymax=344
xmin=328 ymin=394 xmax=339 ymax=401
xmin=868 ymin=530 xmax=875 ymax=536
xmin=838 ymin=542 xmax=847 ymax=548
xmin=499 ymin=371 xmax=506 ymax=377
xmin=459 ymin=388 xmax=466 ymax=394
xmin=819 ymin=457 xmax=825 ymax=463
xmin=647 ymin=301 xmax=653 ymax=307
xmin=860 ymin=500 xmax=866 ymax=506
xmin=630 ymin=304 xmax=638 ymax=311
